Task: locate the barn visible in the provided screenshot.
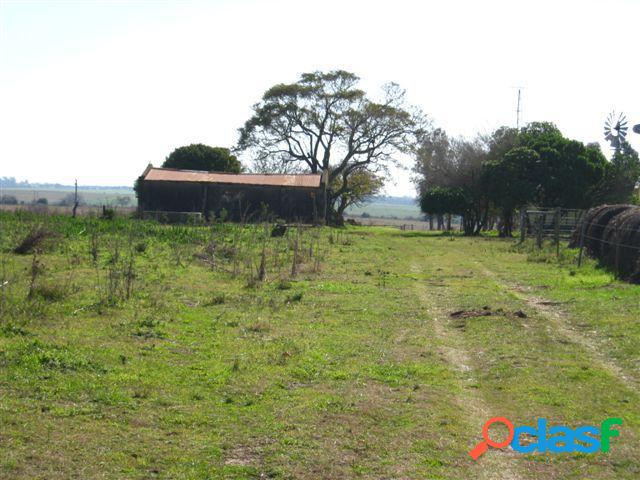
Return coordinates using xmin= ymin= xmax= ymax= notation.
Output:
xmin=136 ymin=165 xmax=326 ymax=223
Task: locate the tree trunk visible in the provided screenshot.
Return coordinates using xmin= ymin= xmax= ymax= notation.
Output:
xmin=446 ymin=214 xmax=451 ymax=231
xmin=429 ymin=216 xmax=434 ymax=230
xmin=499 ymin=209 xmax=514 ymax=237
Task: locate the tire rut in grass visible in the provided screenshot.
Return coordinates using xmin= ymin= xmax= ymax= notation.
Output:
xmin=474 ymin=261 xmax=638 ymax=392
xmin=410 ymin=262 xmax=524 ymax=480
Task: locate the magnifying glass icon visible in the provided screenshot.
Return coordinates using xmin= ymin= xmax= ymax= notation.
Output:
xmin=469 ymin=416 xmax=515 ymax=460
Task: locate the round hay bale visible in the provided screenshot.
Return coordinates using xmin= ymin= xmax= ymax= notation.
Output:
xmin=606 ymin=207 xmax=640 ymax=281
xmin=583 ymin=205 xmax=632 ymax=257
xmin=601 ymin=209 xmax=632 ymax=268
xmin=569 ymin=205 xmax=609 ymax=248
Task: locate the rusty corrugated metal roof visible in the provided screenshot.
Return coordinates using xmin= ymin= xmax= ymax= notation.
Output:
xmin=143 ymin=167 xmax=322 ymax=189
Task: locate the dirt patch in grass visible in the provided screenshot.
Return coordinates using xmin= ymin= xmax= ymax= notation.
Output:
xmin=223 ymin=443 xmax=263 ymax=467
xmin=450 ymin=308 xmax=492 ymax=319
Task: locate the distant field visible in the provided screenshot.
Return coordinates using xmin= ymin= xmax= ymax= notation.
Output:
xmin=2 ymin=188 xmax=422 ymax=221
xmin=346 ymin=199 xmax=422 ymax=219
xmin=1 ymin=188 xmax=420 ymax=219
xmin=0 ymin=188 xmax=136 ymax=207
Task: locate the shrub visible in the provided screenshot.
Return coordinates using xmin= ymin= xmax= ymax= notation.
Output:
xmin=14 ymin=226 xmax=55 ymax=254
xmin=31 ymin=283 xmax=68 ymax=302
xmin=134 ymin=241 xmax=147 ymax=253
xmin=0 ymin=195 xmax=18 ymax=205
xmin=286 ymin=292 xmax=303 ymax=303
xmin=102 ymin=207 xmax=116 ymax=220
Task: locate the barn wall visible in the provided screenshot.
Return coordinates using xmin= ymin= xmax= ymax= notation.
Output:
xmin=138 ymin=181 xmax=323 ymax=223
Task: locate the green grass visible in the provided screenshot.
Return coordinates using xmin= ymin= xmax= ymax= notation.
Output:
xmin=0 ymin=214 xmax=638 ymax=479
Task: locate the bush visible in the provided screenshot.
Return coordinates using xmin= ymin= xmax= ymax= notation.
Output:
xmin=0 ymin=195 xmax=18 ymax=205
xmin=14 ymin=226 xmax=55 ymax=254
xmin=134 ymin=241 xmax=147 ymax=253
xmin=31 ymin=283 xmax=68 ymax=302
xmin=101 ymin=207 xmax=116 ymax=220
xmin=59 ymin=193 xmax=85 ymax=207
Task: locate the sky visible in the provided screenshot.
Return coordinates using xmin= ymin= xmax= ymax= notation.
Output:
xmin=1 ymin=0 xmax=639 ymax=196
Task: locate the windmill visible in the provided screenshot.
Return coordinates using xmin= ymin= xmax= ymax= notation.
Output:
xmin=603 ymin=111 xmax=628 ymax=152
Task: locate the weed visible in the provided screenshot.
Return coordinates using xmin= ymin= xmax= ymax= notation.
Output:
xmin=14 ymin=226 xmax=55 ymax=255
xmin=26 ymin=252 xmax=44 ymax=299
xmin=31 ymin=282 xmax=68 ymax=302
xmin=246 ymin=321 xmax=270 ymax=334
xmin=134 ymin=241 xmax=147 ymax=253
xmin=285 ymin=292 xmax=303 ymax=303
xmin=133 ymin=316 xmax=165 ymax=339
xmin=0 ymin=323 xmax=30 ymax=337
xmin=206 ymin=293 xmax=226 ymax=305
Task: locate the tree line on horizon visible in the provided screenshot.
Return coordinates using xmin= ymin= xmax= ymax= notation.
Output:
xmin=414 ymin=122 xmax=640 ymax=236
xmin=143 ymin=70 xmax=640 ymax=229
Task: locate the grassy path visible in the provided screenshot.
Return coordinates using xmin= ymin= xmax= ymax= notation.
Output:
xmin=401 ymin=232 xmax=639 ymax=479
xmin=475 ymin=260 xmax=638 ymax=391
xmin=411 ymin=261 xmax=524 ymax=480
xmin=1 ymin=225 xmax=639 ymax=479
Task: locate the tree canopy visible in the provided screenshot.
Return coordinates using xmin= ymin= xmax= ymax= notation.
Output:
xmin=414 ymin=121 xmax=621 ymax=236
xmin=414 ymin=130 xmax=489 ymax=235
xmin=596 ymin=139 xmax=640 ymax=204
xmin=237 ymin=70 xmax=426 ymax=223
xmin=162 ymin=144 xmax=241 ymax=173
xmin=482 ymin=147 xmax=540 ymax=236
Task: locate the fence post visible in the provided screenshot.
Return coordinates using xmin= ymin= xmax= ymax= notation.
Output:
xmin=577 ymin=219 xmax=586 ymax=267
xmin=554 ymin=207 xmax=561 ymax=258
xmin=536 ymin=214 xmax=543 ymax=249
xmin=519 ymin=208 xmax=527 ymax=243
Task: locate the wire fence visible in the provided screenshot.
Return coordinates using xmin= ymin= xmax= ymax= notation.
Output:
xmin=519 ymin=208 xmax=585 ymax=254
xmin=520 ymin=207 xmax=640 ymax=277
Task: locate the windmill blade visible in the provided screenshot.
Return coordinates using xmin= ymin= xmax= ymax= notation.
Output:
xmin=633 ymin=124 xmax=640 ymax=134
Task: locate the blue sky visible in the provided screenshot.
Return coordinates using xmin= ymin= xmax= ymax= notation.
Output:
xmin=1 ymin=0 xmax=639 ymax=195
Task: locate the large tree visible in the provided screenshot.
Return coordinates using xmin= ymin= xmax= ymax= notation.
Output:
xmin=162 ymin=144 xmax=241 ymax=173
xmin=483 ymin=147 xmax=539 ymax=237
xmin=596 ymin=139 xmax=640 ymax=204
xmin=330 ymin=168 xmax=384 ymax=219
xmin=414 ymin=122 xmax=609 ymax=237
xmin=419 ymin=186 xmax=469 ymax=231
xmin=517 ymin=122 xmax=607 ymax=208
xmin=237 ymin=70 xmax=425 ymax=223
xmin=414 ymin=130 xmax=489 ymax=235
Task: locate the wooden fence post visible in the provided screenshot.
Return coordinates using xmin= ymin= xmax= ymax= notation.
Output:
xmin=72 ymin=178 xmax=78 ymax=218
xmin=536 ymin=214 xmax=543 ymax=249
xmin=577 ymin=219 xmax=586 ymax=267
xmin=554 ymin=207 xmax=561 ymax=258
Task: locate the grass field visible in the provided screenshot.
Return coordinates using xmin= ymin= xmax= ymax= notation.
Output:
xmin=1 ymin=187 xmax=136 ymax=207
xmin=346 ymin=199 xmax=422 ymax=219
xmin=0 ymin=213 xmax=638 ymax=479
